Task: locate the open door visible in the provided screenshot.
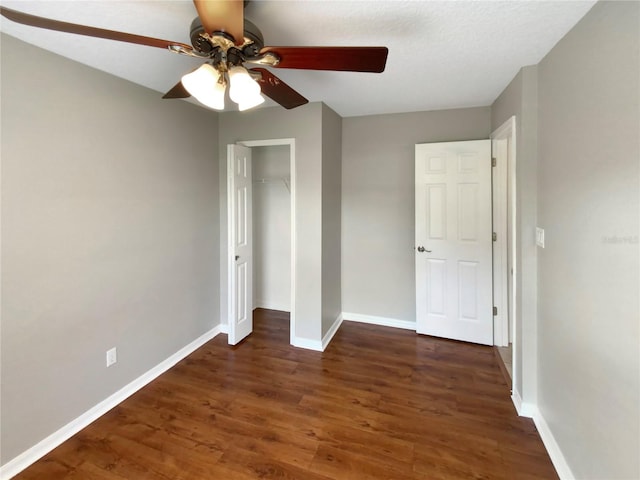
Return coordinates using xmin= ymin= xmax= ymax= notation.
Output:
xmin=415 ymin=140 xmax=493 ymax=345
xmin=227 ymin=144 xmax=253 ymax=345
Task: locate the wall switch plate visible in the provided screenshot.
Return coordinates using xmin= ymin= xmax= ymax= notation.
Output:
xmin=106 ymin=347 xmax=117 ymax=367
xmin=536 ymin=227 xmax=545 ymax=248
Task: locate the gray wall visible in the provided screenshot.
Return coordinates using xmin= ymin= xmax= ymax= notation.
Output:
xmin=218 ymin=104 xmax=324 ymax=342
xmin=341 ymin=108 xmax=491 ymax=323
xmin=536 ymin=2 xmax=639 ymax=478
xmin=1 ymin=35 xmax=220 ymax=465
xmin=321 ymin=104 xmax=343 ymax=337
xmin=491 ymin=65 xmax=539 ymax=406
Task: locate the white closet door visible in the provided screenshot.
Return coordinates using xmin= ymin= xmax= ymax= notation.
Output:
xmin=228 ymin=144 xmax=253 ymax=345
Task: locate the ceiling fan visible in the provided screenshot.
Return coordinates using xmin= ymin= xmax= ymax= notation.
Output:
xmin=0 ymin=1 xmax=389 ymax=111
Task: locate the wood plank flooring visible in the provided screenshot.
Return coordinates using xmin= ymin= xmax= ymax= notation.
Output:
xmin=14 ymin=309 xmax=558 ymax=479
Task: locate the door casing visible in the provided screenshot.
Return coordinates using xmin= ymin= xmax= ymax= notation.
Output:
xmin=491 ymin=116 xmax=517 ymax=386
xmin=227 ymin=138 xmax=296 ymax=345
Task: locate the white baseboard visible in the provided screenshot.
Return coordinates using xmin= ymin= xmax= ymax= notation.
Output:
xmin=530 ymin=407 xmax=575 ymax=480
xmin=291 ymin=336 xmax=323 ymax=352
xmin=511 ymin=393 xmax=574 ymax=480
xmin=253 ymin=300 xmax=291 ymax=312
xmin=342 ymin=312 xmax=416 ymax=331
xmin=520 ymin=401 xmax=536 ymax=418
xmin=219 ymin=323 xmax=229 ymax=334
xmin=0 ymin=325 xmax=223 ymax=480
xmin=511 ymin=388 xmax=524 ymax=415
xmin=321 ymin=313 xmax=343 ymax=350
xmin=511 ymin=388 xmax=537 ymax=418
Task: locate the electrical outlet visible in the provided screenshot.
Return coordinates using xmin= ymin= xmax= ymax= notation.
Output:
xmin=106 ymin=347 xmax=117 ymax=367
xmin=536 ymin=227 xmax=545 ymax=248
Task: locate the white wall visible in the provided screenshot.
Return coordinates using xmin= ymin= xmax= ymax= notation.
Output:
xmin=535 ymin=2 xmax=639 ymax=478
xmin=252 ymin=145 xmax=291 ymax=312
xmin=1 ymin=35 xmax=220 ymax=466
xmin=341 ymin=107 xmax=491 ymax=324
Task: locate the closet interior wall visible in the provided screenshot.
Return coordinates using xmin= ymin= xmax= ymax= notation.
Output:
xmin=252 ymin=145 xmax=292 ymax=312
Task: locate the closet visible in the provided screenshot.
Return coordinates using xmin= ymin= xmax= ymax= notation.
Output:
xmin=251 ymin=145 xmax=291 ymax=312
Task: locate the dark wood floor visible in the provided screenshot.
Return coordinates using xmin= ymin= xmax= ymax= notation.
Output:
xmin=15 ymin=309 xmax=558 ymax=479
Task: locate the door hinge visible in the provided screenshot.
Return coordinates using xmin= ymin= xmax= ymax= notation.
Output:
xmin=491 ymin=157 xmax=497 ymax=167
xmin=492 ymin=232 xmax=497 ymax=242
xmin=493 ymin=306 xmax=498 ymax=316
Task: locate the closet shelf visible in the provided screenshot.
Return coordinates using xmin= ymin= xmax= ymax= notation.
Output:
xmin=253 ymin=177 xmax=291 ymax=193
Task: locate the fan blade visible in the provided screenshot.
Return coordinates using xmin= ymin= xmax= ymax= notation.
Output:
xmin=163 ymin=81 xmax=191 ymax=99
xmin=260 ymin=46 xmax=388 ymax=73
xmin=250 ymin=68 xmax=308 ymax=110
xmin=0 ymin=6 xmax=193 ymax=52
xmin=193 ymin=0 xmax=244 ymax=46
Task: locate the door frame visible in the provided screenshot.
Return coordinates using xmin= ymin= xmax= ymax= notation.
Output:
xmin=491 ymin=116 xmax=517 ymax=376
xmin=227 ymin=138 xmax=296 ymax=345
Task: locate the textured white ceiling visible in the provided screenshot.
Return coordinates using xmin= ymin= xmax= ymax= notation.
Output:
xmin=0 ymin=0 xmax=596 ymax=117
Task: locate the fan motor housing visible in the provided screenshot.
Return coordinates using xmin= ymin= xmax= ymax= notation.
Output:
xmin=189 ymin=17 xmax=264 ymax=56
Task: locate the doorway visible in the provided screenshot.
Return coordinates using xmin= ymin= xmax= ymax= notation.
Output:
xmin=227 ymin=139 xmax=296 ymax=346
xmin=252 ymin=144 xmax=292 ymax=340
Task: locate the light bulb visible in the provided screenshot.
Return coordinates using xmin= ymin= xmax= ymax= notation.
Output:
xmin=181 ymin=64 xmax=225 ymax=110
xmin=228 ymin=66 xmax=262 ymax=107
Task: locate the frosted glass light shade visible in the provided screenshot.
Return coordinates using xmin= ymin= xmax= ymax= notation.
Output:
xmin=181 ymin=64 xmax=225 ymax=110
xmin=228 ymin=66 xmax=262 ymax=105
xmin=238 ymin=94 xmax=265 ymax=111
xmin=195 ymin=80 xmax=226 ymax=110
xmin=182 ymin=64 xmax=218 ymax=96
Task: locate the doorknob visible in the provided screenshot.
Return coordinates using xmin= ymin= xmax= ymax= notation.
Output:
xmin=417 ymin=246 xmax=432 ymax=253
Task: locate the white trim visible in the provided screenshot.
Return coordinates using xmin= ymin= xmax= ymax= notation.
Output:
xmin=291 ymin=314 xmax=343 ymax=352
xmin=239 ymin=138 xmax=294 ymax=148
xmin=530 ymin=407 xmax=575 ymax=480
xmin=0 ymin=326 xmax=222 ymax=480
xmin=321 ymin=313 xmax=343 ymax=350
xmin=253 ymin=300 xmax=291 ymax=312
xmin=235 ymin=139 xmax=297 ymax=347
xmin=289 ymin=143 xmax=296 ymax=347
xmin=291 ymin=336 xmax=323 ymax=352
xmin=511 ymin=389 xmax=536 ymax=418
xmin=511 ymin=384 xmax=535 ymax=418
xmin=491 ymin=136 xmax=509 ymax=346
xmin=490 ymin=116 xmax=518 ymax=392
xmin=491 ymin=115 xmax=516 ymax=140
xmin=507 ymin=125 xmax=517 ymax=347
xmin=520 ymin=401 xmax=536 ymax=418
xmin=219 ymin=323 xmax=229 ymax=334
xmin=512 ymin=386 xmax=573 ymax=479
xmin=342 ymin=312 xmax=416 ymax=331
xmin=511 ymin=388 xmax=524 ymax=415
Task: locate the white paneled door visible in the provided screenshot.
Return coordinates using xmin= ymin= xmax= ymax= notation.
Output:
xmin=415 ymin=140 xmax=493 ymax=345
xmin=228 ymin=144 xmax=253 ymax=345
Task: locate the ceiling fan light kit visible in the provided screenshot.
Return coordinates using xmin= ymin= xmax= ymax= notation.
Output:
xmin=181 ymin=63 xmax=264 ymax=111
xmin=228 ymin=65 xmax=265 ymax=110
xmin=181 ymin=63 xmax=225 ymax=110
xmin=0 ymin=1 xmax=389 ymax=111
